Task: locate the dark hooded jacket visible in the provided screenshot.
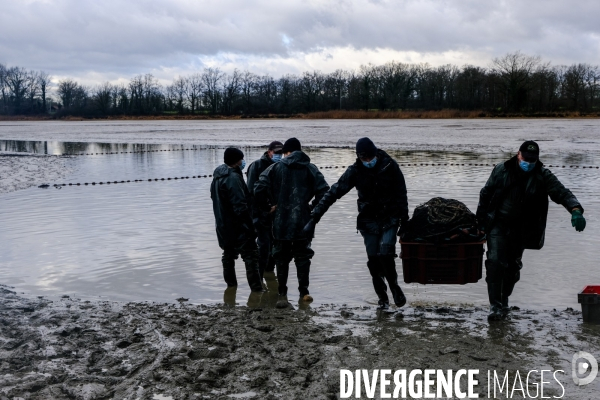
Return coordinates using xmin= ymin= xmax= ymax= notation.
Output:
xmin=246 ymin=152 xmax=274 ymax=227
xmin=254 ymin=151 xmax=329 ymax=241
xmin=476 ymin=156 xmax=583 ymax=250
xmin=311 ymin=149 xmax=409 ymax=234
xmin=210 ymin=164 xmax=255 ymax=249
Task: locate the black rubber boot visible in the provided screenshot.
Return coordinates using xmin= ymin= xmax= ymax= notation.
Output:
xmin=367 ymin=256 xmax=389 ymax=305
xmin=380 ymin=256 xmax=407 ymax=308
xmin=295 ymin=257 xmax=311 ymax=298
xmin=244 ymin=260 xmax=264 ymax=293
xmin=223 ymin=286 xmax=237 ymax=307
xmin=276 ymin=295 xmax=292 ymax=309
xmin=487 ymin=283 xmax=503 ymax=321
xmin=501 ymin=279 xmax=517 ymax=318
xmin=276 ymin=262 xmax=290 ymax=296
xmin=377 ymin=300 xmax=390 ymax=311
xmin=222 ymin=257 xmax=238 ymax=287
xmin=264 ymin=255 xmax=276 ymax=273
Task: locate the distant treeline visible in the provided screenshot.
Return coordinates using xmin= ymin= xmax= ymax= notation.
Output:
xmin=1 ymin=52 xmax=599 ymax=117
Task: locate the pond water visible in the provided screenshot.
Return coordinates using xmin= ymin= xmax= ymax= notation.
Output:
xmin=0 ymin=120 xmax=598 ymax=310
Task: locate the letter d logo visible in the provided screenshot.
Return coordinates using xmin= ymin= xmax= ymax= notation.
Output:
xmin=572 ymin=351 xmax=598 ymax=386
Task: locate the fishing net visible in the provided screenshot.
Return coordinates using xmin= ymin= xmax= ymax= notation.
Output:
xmin=403 ymin=197 xmax=481 ymax=243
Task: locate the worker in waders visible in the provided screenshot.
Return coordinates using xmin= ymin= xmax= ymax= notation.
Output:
xmin=476 ymin=141 xmax=586 ymax=321
xmin=306 ymin=137 xmax=409 ymax=311
xmin=247 ymin=141 xmax=284 ymax=278
xmin=254 ymin=138 xmax=329 ymax=305
xmin=210 ymin=147 xmax=264 ymax=293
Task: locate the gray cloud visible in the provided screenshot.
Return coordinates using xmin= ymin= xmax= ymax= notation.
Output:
xmin=1 ymin=0 xmax=599 ymax=81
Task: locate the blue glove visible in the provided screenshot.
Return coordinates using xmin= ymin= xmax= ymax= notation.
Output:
xmin=571 ymin=209 xmax=586 ymax=232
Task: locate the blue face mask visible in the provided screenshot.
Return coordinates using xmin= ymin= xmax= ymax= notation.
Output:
xmin=240 ymin=159 xmax=246 ymax=170
xmin=362 ymin=157 xmax=377 ymax=168
xmin=272 ymin=154 xmax=282 ymax=163
xmin=519 ymin=160 xmax=536 ymax=172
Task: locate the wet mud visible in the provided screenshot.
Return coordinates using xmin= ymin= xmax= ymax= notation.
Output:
xmin=2 ymin=284 xmax=599 ymax=400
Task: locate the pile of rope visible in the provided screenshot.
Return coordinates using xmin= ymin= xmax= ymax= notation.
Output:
xmin=403 ymin=197 xmax=482 ymax=243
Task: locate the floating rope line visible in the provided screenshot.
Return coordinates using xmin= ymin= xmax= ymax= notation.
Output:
xmin=66 ymin=148 xmax=206 ymax=156
xmin=59 ymin=144 xmax=284 ymax=156
xmin=40 ymin=162 xmax=600 ymax=189
xmin=42 ymin=175 xmax=212 ymax=189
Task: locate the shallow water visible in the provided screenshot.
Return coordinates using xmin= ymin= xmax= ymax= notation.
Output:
xmin=0 ymin=120 xmax=598 ymax=310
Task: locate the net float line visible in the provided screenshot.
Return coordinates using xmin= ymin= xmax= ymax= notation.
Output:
xmin=39 ymin=162 xmax=599 ymax=189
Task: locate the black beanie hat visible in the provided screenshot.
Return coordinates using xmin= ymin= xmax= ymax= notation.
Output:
xmin=356 ymin=137 xmax=377 ymax=158
xmin=282 ymin=137 xmax=301 ymax=153
xmin=224 ymin=147 xmax=244 ymax=165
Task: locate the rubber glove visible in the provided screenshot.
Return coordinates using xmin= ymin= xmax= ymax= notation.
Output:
xmin=571 ymin=209 xmax=586 ymax=232
xmin=302 ymin=218 xmax=316 ymax=238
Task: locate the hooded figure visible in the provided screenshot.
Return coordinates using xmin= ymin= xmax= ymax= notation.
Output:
xmin=210 ymin=147 xmax=263 ymax=292
xmin=254 ymin=138 xmax=329 ymax=303
xmin=476 ymin=140 xmax=585 ymax=320
xmin=308 ymin=137 xmax=409 ymax=311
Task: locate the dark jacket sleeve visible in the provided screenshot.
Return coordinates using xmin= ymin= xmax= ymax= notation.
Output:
xmin=543 ymin=168 xmax=583 ymax=213
xmin=476 ymin=166 xmax=500 ymax=222
xmin=253 ymin=165 xmax=274 ymax=213
xmin=311 ymin=166 xmax=356 ymax=222
xmin=392 ymin=162 xmax=409 ymax=223
xmin=226 ymin=173 xmax=254 ymax=229
xmin=310 ymin=165 xmax=330 ymax=210
xmin=246 ymin=161 xmax=260 ymax=196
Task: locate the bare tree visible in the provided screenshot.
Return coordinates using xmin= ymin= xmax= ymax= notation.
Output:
xmin=562 ymin=64 xmax=589 ymax=110
xmin=586 ymin=65 xmax=600 ymax=110
xmin=5 ymin=67 xmax=29 ymax=110
xmin=0 ymin=63 xmax=7 ymax=109
xmin=171 ymin=76 xmax=187 ymax=113
xmin=37 ymin=71 xmax=52 ymax=112
xmin=240 ymin=71 xmax=257 ymax=113
xmin=57 ymin=79 xmax=80 ymax=108
xmin=25 ymin=70 xmax=39 ymax=111
xmin=93 ymin=82 xmax=114 ymax=114
xmin=222 ymin=69 xmax=241 ymax=114
xmin=491 ymin=51 xmax=542 ymax=111
xmin=202 ymin=68 xmax=224 ymax=114
xmin=329 ymin=69 xmax=348 ymax=109
xmin=186 ymin=73 xmax=203 ymax=113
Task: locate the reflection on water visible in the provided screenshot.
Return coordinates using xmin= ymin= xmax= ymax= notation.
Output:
xmin=0 ymin=141 xmax=598 ymax=311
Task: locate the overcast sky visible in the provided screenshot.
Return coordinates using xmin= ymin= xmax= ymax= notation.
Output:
xmin=1 ymin=0 xmax=599 ymax=85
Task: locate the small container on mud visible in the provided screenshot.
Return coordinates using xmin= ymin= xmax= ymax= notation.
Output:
xmin=578 ymin=286 xmax=600 ymax=324
xmin=399 ymin=241 xmax=485 ymax=285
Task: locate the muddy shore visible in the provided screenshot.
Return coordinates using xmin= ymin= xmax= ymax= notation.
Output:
xmin=1 ymin=284 xmax=599 ymax=400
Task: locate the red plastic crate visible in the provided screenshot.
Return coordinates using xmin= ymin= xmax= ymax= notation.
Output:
xmin=578 ymin=286 xmax=600 ymax=324
xmin=581 ymin=285 xmax=600 ymax=295
xmin=400 ymin=240 xmax=485 ymax=285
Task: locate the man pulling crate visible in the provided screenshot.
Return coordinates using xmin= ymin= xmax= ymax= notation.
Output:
xmin=476 ymin=141 xmax=586 ymax=321
xmin=305 ymin=137 xmax=409 ymax=311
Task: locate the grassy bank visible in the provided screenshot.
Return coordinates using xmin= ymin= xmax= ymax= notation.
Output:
xmin=1 ymin=110 xmax=600 ymax=121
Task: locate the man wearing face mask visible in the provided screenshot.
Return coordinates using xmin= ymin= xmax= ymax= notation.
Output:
xmin=254 ymin=138 xmax=329 ymax=303
xmin=477 ymin=140 xmax=586 ymax=321
xmin=306 ymin=137 xmax=409 ymax=311
xmin=210 ymin=147 xmax=264 ymax=293
xmin=247 ymin=141 xmax=284 ymax=277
